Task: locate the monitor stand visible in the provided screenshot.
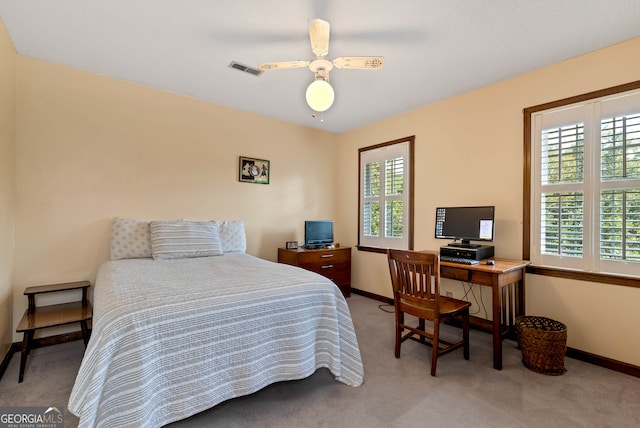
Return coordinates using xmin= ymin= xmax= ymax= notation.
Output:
xmin=448 ymin=240 xmax=481 ymax=248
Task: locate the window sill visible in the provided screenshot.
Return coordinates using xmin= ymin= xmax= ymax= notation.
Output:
xmin=356 ymin=245 xmax=388 ymax=254
xmin=526 ymin=265 xmax=640 ymax=289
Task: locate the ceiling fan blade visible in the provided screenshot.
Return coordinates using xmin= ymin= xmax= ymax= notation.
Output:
xmin=258 ymin=60 xmax=310 ymax=71
xmin=332 ymin=56 xmax=385 ymax=69
xmin=309 ymin=19 xmax=330 ymax=57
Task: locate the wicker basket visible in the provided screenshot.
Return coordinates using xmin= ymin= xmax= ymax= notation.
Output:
xmin=516 ymin=316 xmax=567 ymax=375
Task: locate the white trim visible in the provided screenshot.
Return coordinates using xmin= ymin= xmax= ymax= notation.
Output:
xmin=359 ymin=140 xmax=411 ymax=250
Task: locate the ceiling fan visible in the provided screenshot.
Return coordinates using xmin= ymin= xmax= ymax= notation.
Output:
xmin=258 ymin=19 xmax=385 ymax=112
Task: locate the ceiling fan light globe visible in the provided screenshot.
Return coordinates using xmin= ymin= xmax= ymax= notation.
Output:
xmin=306 ymin=79 xmax=335 ymax=112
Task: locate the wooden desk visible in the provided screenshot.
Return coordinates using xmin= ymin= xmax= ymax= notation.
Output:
xmin=440 ymin=259 xmax=530 ymax=370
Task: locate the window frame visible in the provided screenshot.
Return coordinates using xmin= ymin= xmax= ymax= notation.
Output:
xmin=357 ymin=136 xmax=415 ymax=254
xmin=523 ymin=80 xmax=640 ymax=288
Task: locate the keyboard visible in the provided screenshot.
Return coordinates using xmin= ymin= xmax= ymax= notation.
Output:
xmin=440 ymin=256 xmax=479 ymax=265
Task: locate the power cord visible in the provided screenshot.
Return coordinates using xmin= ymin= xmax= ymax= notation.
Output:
xmin=461 ymin=282 xmax=480 ymax=316
xmin=461 ymin=282 xmax=487 ymax=319
xmin=378 ymin=303 xmax=394 ymax=313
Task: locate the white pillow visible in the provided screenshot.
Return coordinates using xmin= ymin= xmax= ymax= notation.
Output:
xmin=150 ymin=220 xmax=223 ymax=260
xmin=219 ymin=220 xmax=247 ymax=253
xmin=110 ymin=217 xmax=152 ymax=260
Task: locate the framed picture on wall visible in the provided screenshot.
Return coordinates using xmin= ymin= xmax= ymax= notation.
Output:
xmin=239 ymin=156 xmax=270 ymax=184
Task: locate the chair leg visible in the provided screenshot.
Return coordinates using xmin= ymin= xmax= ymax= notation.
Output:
xmin=462 ymin=312 xmax=470 ymax=360
xmin=395 ymin=311 xmax=403 ymax=358
xmin=431 ymin=321 xmax=440 ymax=376
xmin=418 ymin=318 xmax=426 ymax=343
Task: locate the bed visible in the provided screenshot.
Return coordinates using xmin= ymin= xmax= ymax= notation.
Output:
xmin=68 ymin=219 xmax=364 ymax=428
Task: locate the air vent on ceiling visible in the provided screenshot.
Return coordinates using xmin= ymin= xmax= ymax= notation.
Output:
xmin=228 ymin=61 xmax=263 ymax=76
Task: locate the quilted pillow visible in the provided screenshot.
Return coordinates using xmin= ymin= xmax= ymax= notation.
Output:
xmin=150 ymin=220 xmax=223 ymax=260
xmin=219 ymin=220 xmax=247 ymax=253
xmin=110 ymin=217 xmax=152 ymax=260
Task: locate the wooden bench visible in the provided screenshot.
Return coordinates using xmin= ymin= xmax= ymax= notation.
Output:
xmin=16 ymin=281 xmax=92 ymax=382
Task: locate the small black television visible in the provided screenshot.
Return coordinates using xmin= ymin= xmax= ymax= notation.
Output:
xmin=305 ymin=220 xmax=334 ymax=249
xmin=434 ymin=206 xmax=495 ymax=247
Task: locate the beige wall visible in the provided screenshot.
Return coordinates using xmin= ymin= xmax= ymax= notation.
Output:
xmin=337 ymin=36 xmax=640 ymax=366
xmin=0 ymin=19 xmax=16 ymax=358
xmin=2 ymin=19 xmax=639 ymax=368
xmin=12 ymin=56 xmax=339 ymax=341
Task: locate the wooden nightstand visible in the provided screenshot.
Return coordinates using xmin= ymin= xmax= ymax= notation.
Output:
xmin=16 ymin=281 xmax=92 ymax=382
xmin=278 ymin=246 xmax=352 ymax=297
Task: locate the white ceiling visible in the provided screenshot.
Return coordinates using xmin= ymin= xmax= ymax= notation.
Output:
xmin=1 ymin=1 xmax=639 ymax=134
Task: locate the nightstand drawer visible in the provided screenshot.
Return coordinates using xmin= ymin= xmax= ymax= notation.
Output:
xmin=305 ymin=261 xmax=349 ymax=281
xmin=297 ymin=249 xmax=350 ymax=266
xmin=277 ymin=247 xmax=352 ymax=297
xmin=322 ymin=268 xmax=350 ymax=287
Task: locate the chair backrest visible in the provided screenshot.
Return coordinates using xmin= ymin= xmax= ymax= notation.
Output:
xmin=387 ymin=249 xmax=441 ymax=315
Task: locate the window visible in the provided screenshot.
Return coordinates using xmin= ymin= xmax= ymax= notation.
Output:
xmin=358 ymin=136 xmax=414 ymax=252
xmin=525 ymin=81 xmax=640 ymax=280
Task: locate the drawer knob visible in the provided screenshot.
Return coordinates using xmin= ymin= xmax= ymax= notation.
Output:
xmin=321 ymin=254 xmax=334 ymax=258
xmin=321 ymin=264 xmax=334 ymax=269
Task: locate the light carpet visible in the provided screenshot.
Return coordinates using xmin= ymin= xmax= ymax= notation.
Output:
xmin=1 ymin=294 xmax=638 ymax=427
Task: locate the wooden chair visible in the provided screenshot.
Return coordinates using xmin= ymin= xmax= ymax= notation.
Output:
xmin=387 ymin=249 xmax=471 ymax=376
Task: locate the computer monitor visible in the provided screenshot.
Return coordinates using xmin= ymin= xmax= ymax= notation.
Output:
xmin=434 ymin=206 xmax=495 ymax=247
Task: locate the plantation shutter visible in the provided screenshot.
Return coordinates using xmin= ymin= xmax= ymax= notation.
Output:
xmin=531 ymin=89 xmax=640 ymax=275
xmin=359 ymin=139 xmax=411 ymax=249
xmin=599 ymin=112 xmax=640 ymax=263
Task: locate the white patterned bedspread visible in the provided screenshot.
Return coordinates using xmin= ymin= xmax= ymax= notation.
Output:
xmin=68 ymin=253 xmax=364 ymax=428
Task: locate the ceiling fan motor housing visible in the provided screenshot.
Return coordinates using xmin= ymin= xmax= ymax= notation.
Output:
xmin=309 ymin=58 xmax=333 ymax=80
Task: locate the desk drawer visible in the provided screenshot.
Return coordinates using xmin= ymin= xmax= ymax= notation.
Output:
xmin=468 ymin=271 xmax=495 ymax=286
xmin=440 ymin=266 xmax=470 ymax=282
